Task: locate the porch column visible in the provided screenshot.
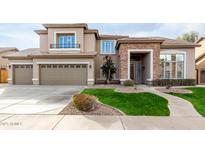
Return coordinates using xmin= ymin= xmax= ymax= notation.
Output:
xmin=32 ymin=62 xmax=39 ymax=85
xmin=8 ymin=64 xmax=13 ymax=84
xmin=119 ymin=45 xmax=129 ymax=84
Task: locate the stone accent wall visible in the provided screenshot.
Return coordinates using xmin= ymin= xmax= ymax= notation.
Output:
xmin=118 ymin=43 xmax=161 ymax=82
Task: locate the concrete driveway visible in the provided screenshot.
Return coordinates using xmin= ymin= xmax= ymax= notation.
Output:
xmin=0 ymin=85 xmax=84 ymax=114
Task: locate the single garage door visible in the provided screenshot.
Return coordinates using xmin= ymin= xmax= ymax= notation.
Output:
xmin=13 ymin=65 xmax=33 ymax=85
xmin=40 ymin=64 xmax=87 ymax=85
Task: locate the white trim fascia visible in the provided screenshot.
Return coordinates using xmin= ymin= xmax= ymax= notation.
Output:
xmin=100 ymin=53 xmax=116 ymax=55
xmin=160 ymin=50 xmax=187 ymax=79
xmin=32 ymin=78 xmax=39 ymax=81
xmin=10 ymin=63 xmax=33 ymax=65
xmin=49 ymin=48 xmax=80 ymax=51
xmin=36 ymin=62 xmax=90 ymax=65
xmin=128 ymin=49 xmax=153 ymax=81
xmin=196 ymin=58 xmax=204 ymax=65
xmin=88 ymin=79 xmax=94 ymax=82
xmin=120 ymin=79 xmax=128 ymax=81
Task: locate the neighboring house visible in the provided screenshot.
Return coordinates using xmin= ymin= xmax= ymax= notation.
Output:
xmin=4 ymin=24 xmax=199 ymax=85
xmin=195 ymin=37 xmax=205 ymax=84
xmin=0 ymin=47 xmax=18 ymax=83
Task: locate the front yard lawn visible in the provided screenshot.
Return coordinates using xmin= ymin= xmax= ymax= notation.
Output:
xmin=82 ymin=89 xmax=170 ymax=116
xmin=169 ymin=87 xmax=205 ymax=117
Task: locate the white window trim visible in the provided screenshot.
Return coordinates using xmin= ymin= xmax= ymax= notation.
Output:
xmin=160 ymin=50 xmax=187 ymax=79
xmin=10 ymin=63 xmax=33 ymax=65
xmin=100 ymin=40 xmax=116 ymax=54
xmin=50 ymin=31 xmax=79 ymax=51
xmin=127 ymin=49 xmax=153 ymax=81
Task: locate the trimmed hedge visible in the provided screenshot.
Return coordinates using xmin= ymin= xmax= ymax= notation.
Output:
xmin=123 ymin=80 xmax=135 ymax=86
xmin=152 ymin=79 xmax=196 ymax=86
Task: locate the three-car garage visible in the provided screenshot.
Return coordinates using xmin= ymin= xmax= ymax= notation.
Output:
xmin=12 ymin=64 xmax=88 ymax=85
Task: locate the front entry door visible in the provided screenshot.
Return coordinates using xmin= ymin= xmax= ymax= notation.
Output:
xmin=135 ymin=61 xmax=142 ymax=83
xmin=130 ymin=61 xmax=142 ymax=83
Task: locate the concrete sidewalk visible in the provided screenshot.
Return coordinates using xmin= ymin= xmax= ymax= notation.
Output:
xmin=142 ymin=86 xmax=201 ymax=117
xmin=0 ymin=114 xmax=205 ymax=130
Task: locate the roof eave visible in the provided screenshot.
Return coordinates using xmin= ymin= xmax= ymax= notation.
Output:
xmin=42 ymin=24 xmax=88 ymax=29
xmin=116 ymin=39 xmax=164 ymax=49
xmin=34 ymin=30 xmax=48 ymax=35
xmin=196 ymin=37 xmax=205 ymax=43
xmin=196 ymin=53 xmax=205 ymax=63
xmin=161 ymin=44 xmax=201 ymax=49
xmin=99 ymin=35 xmax=129 ymax=40
xmin=84 ymin=29 xmax=100 ymax=38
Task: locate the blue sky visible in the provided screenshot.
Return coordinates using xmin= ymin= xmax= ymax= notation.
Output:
xmin=0 ymin=23 xmax=205 ymax=50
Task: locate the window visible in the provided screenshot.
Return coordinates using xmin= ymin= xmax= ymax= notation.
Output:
xmin=160 ymin=53 xmax=185 ymax=79
xmin=101 ymin=40 xmax=116 ymax=54
xmin=58 ymin=34 xmax=75 ymax=48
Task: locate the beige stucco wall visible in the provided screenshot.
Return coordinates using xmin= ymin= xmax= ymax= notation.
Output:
xmin=39 ymin=34 xmax=48 ymax=51
xmin=94 ymin=39 xmax=120 ymax=80
xmin=161 ymin=48 xmax=196 ymax=79
xmin=47 ymin=28 xmax=84 ymax=52
xmin=195 ymin=39 xmax=205 ymax=59
xmin=84 ymin=33 xmax=96 ymax=52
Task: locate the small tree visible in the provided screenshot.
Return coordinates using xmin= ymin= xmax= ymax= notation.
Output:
xmin=101 ymin=56 xmax=116 ymax=84
xmin=177 ymin=31 xmax=199 ymax=43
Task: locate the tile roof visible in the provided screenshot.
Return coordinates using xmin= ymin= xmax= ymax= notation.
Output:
xmin=0 ymin=47 xmax=18 ymax=53
xmin=3 ymin=48 xmax=97 ymax=58
xmin=116 ymin=37 xmax=200 ymax=48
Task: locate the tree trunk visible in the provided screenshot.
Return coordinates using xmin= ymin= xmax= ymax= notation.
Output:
xmin=107 ymin=69 xmax=111 ymax=84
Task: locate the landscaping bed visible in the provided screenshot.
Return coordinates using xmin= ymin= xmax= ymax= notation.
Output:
xmin=89 ymin=84 xmax=144 ymax=93
xmin=59 ymin=101 xmax=123 ymax=115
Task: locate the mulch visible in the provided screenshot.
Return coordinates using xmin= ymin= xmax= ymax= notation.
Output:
xmin=59 ymin=101 xmax=124 ymax=116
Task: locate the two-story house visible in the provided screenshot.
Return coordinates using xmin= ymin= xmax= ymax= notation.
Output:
xmin=4 ymin=24 xmax=199 ymax=85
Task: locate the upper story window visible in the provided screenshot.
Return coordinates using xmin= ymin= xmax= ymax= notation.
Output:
xmin=160 ymin=53 xmax=185 ymax=79
xmin=50 ymin=32 xmax=80 ymax=49
xmin=100 ymin=40 xmax=116 ymax=54
xmin=58 ymin=34 xmax=75 ymax=48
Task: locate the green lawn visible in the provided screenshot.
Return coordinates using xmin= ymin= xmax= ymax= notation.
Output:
xmin=169 ymin=87 xmax=205 ymax=117
xmin=82 ymin=89 xmax=170 ymax=116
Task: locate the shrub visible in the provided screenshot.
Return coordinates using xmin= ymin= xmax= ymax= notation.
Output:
xmin=73 ymin=94 xmax=96 ymax=111
xmin=152 ymin=79 xmax=196 ymax=86
xmin=123 ymin=80 xmax=135 ymax=86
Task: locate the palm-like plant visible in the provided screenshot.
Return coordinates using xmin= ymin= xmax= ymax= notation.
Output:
xmin=101 ymin=56 xmax=116 ymax=84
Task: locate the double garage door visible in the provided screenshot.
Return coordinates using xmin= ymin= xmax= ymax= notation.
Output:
xmin=13 ymin=64 xmax=88 ymax=85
